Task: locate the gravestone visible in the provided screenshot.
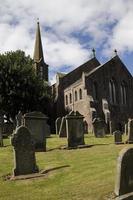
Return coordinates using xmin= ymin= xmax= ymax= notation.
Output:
xmin=83 ymin=121 xmax=88 ymax=134
xmin=55 ymin=117 xmax=62 ymax=135
xmin=0 ymin=113 xmax=4 ymax=146
xmin=124 ymin=123 xmax=128 ymax=135
xmin=65 ymin=111 xmax=85 ymax=148
xmin=11 ymin=126 xmax=39 ymax=176
xmin=126 ymin=119 xmax=133 ymax=144
xmin=115 ymin=147 xmax=133 ymax=197
xmin=24 ymin=112 xmax=48 ymax=151
xmin=59 ymin=117 xmax=67 ymax=137
xmin=16 ymin=111 xmax=23 ymax=128
xmin=114 ymin=131 xmax=123 ymax=145
xmin=92 ymin=118 xmax=106 ymax=138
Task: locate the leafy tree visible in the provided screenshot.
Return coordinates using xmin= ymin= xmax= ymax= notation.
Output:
xmin=0 ymin=50 xmax=51 ymax=122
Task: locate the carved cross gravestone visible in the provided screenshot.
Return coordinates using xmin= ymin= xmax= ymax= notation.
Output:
xmin=115 ymin=147 xmax=133 ymax=197
xmin=65 ymin=111 xmax=85 ymax=148
xmin=11 ymin=126 xmax=39 ymax=176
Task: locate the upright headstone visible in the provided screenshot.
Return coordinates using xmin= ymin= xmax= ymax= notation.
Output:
xmin=114 ymin=131 xmax=123 ymax=145
xmin=115 ymin=147 xmax=133 ymax=197
xmin=59 ymin=117 xmax=67 ymax=137
xmin=124 ymin=123 xmax=128 ymax=135
xmin=0 ymin=113 xmax=3 ymax=147
xmin=65 ymin=111 xmax=85 ymax=148
xmin=83 ymin=121 xmax=88 ymax=134
xmin=11 ymin=126 xmax=39 ymax=176
xmin=24 ymin=112 xmax=48 ymax=151
xmin=126 ymin=119 xmax=133 ymax=144
xmin=55 ymin=117 xmax=62 ymax=135
xmin=16 ymin=111 xmax=23 ymax=128
xmin=92 ymin=118 xmax=106 ymax=138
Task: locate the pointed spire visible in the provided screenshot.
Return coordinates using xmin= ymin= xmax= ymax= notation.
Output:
xmin=33 ymin=19 xmax=44 ymax=63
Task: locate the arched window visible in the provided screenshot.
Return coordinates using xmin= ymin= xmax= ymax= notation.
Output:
xmin=65 ymin=95 xmax=68 ymax=105
xmin=75 ymin=91 xmax=78 ymax=101
xmin=120 ymin=81 xmax=127 ymax=105
xmin=79 ymin=89 xmax=82 ymax=99
xmin=109 ymin=79 xmax=116 ymax=104
xmin=92 ymin=82 xmax=98 ymax=100
xmin=69 ymin=93 xmax=72 ymax=104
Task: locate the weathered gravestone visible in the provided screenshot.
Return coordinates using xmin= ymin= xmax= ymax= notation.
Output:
xmin=124 ymin=123 xmax=128 ymax=135
xmin=55 ymin=117 xmax=62 ymax=135
xmin=0 ymin=113 xmax=4 ymax=147
xmin=59 ymin=117 xmax=67 ymax=137
xmin=114 ymin=131 xmax=123 ymax=145
xmin=24 ymin=112 xmax=49 ymax=151
xmin=126 ymin=119 xmax=133 ymax=144
xmin=16 ymin=111 xmax=23 ymax=128
xmin=65 ymin=111 xmax=85 ymax=148
xmin=115 ymin=147 xmax=133 ymax=197
xmin=11 ymin=126 xmax=39 ymax=176
xmin=92 ymin=118 xmax=106 ymax=138
xmin=83 ymin=120 xmax=88 ymax=134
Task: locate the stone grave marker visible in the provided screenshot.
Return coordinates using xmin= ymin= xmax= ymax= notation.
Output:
xmin=11 ymin=126 xmax=39 ymax=176
xmin=65 ymin=111 xmax=85 ymax=148
xmin=55 ymin=117 xmax=62 ymax=135
xmin=92 ymin=118 xmax=106 ymax=138
xmin=59 ymin=117 xmax=67 ymax=137
xmin=0 ymin=113 xmax=4 ymax=147
xmin=114 ymin=131 xmax=123 ymax=145
xmin=16 ymin=111 xmax=23 ymax=128
xmin=83 ymin=120 xmax=88 ymax=134
xmin=115 ymin=147 xmax=133 ymax=197
xmin=126 ymin=119 xmax=133 ymax=144
xmin=24 ymin=112 xmax=48 ymax=151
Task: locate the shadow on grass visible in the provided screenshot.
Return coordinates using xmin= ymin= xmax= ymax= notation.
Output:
xmin=2 ymin=165 xmax=70 ymax=181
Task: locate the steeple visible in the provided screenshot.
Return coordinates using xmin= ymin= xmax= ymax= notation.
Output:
xmin=33 ymin=20 xmax=49 ymax=82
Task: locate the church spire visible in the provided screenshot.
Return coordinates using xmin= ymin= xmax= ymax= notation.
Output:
xmin=33 ymin=20 xmax=44 ymax=62
xmin=33 ymin=20 xmax=49 ymax=82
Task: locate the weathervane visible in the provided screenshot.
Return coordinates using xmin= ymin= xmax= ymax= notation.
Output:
xmin=92 ymin=48 xmax=96 ymax=58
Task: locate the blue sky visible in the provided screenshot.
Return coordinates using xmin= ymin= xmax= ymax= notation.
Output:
xmin=0 ymin=0 xmax=133 ymax=83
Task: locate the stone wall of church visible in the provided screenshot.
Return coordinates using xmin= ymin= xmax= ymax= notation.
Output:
xmin=85 ymin=56 xmax=133 ymax=132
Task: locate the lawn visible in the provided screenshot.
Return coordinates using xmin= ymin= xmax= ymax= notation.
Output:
xmin=0 ymin=134 xmax=132 ymax=200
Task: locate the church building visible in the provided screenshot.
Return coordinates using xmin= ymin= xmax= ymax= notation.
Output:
xmin=34 ymin=22 xmax=133 ymax=133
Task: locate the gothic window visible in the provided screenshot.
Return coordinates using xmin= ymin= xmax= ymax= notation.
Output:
xmin=70 ymin=93 xmax=72 ymax=104
xmin=109 ymin=79 xmax=116 ymax=104
xmin=65 ymin=95 xmax=68 ymax=105
xmin=79 ymin=89 xmax=82 ymax=99
xmin=75 ymin=91 xmax=78 ymax=101
xmin=40 ymin=66 xmax=43 ymax=78
xmin=92 ymin=81 xmax=98 ymax=100
xmin=120 ymin=81 xmax=127 ymax=105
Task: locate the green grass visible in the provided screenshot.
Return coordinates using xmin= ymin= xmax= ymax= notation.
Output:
xmin=0 ymin=134 xmax=132 ymax=200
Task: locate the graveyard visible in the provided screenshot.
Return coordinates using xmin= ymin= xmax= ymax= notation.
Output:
xmin=0 ymin=133 xmax=132 ymax=200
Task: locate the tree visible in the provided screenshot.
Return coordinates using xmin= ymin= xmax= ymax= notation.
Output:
xmin=0 ymin=50 xmax=50 ymax=121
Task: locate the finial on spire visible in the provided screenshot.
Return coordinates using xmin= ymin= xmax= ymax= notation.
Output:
xmin=114 ymin=49 xmax=117 ymax=56
xmin=37 ymin=18 xmax=39 ymax=24
xmin=92 ymin=48 xmax=96 ymax=58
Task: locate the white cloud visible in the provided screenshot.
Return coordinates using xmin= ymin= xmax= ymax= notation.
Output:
xmin=0 ymin=0 xmax=133 ymax=83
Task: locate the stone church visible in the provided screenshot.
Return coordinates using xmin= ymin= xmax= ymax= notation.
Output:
xmin=34 ymin=22 xmax=133 ymax=133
